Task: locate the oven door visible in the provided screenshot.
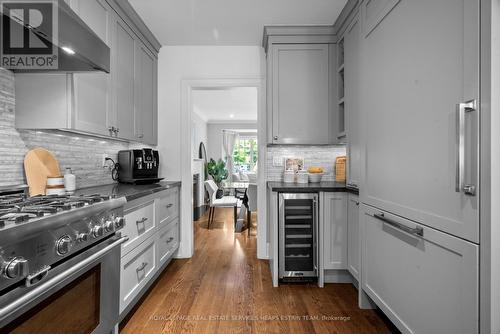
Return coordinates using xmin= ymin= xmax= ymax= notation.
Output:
xmin=0 ymin=235 xmax=128 ymax=334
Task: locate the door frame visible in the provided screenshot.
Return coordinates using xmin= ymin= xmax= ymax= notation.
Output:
xmin=180 ymin=77 xmax=267 ymax=259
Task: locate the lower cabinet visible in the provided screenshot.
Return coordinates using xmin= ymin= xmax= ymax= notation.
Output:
xmin=321 ymin=192 xmax=347 ymax=270
xmin=360 ymin=204 xmax=479 ymax=334
xmin=157 ymin=219 xmax=180 ymax=266
xmin=119 ymin=186 xmax=180 ymax=317
xmin=347 ymin=194 xmax=359 ymax=280
xmin=120 ymin=237 xmax=157 ymax=313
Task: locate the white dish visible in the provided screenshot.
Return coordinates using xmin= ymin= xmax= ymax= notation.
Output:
xmin=308 ymin=173 xmax=324 ymax=183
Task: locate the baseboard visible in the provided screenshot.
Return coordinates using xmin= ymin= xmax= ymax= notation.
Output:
xmin=324 ymin=269 xmax=354 ymax=284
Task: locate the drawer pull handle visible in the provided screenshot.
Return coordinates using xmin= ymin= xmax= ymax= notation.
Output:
xmin=136 ymin=262 xmax=148 ymax=272
xmin=166 ymin=203 xmax=174 ymax=209
xmin=373 ymin=213 xmax=424 ymax=237
xmin=136 ymin=217 xmax=148 ymax=225
xmin=166 ymin=237 xmax=174 ymax=244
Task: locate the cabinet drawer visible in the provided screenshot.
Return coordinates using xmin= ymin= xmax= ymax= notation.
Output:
xmin=157 ymin=219 xmax=179 ymax=265
xmin=122 ymin=201 xmax=155 ymax=255
xmin=361 ymin=205 xmax=478 ymax=334
xmin=156 ymin=188 xmax=179 ymax=226
xmin=120 ymin=237 xmax=156 ymax=313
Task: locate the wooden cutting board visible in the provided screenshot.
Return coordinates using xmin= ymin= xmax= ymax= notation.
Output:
xmin=24 ymin=148 xmax=61 ymax=196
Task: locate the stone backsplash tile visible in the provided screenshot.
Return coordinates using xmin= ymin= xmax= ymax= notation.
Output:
xmin=266 ymin=145 xmax=347 ymax=182
xmin=0 ymin=67 xmax=145 ymax=189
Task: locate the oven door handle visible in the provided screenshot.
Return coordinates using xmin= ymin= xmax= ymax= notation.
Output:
xmin=0 ymin=236 xmax=128 ymax=323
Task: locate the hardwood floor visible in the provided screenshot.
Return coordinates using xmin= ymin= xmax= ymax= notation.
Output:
xmin=120 ymin=208 xmax=393 ymax=334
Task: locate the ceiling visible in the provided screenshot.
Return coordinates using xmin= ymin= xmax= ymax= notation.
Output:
xmin=192 ymin=87 xmax=257 ymax=122
xmin=128 ymin=0 xmax=347 ymax=45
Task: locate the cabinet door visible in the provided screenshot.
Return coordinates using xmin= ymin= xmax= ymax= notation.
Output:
xmin=271 ymin=44 xmax=331 ymax=144
xmin=114 ymin=18 xmax=136 ymax=140
xmin=322 ymin=192 xmax=347 ymax=270
xmin=70 ymin=0 xmax=114 ymax=136
xmin=344 ymin=15 xmax=361 ymax=188
xmin=361 ymin=204 xmax=478 ymax=334
xmin=347 ymin=194 xmax=360 ymax=280
xmin=135 ymin=43 xmax=158 ymax=145
xmin=360 ymin=0 xmax=479 ymax=242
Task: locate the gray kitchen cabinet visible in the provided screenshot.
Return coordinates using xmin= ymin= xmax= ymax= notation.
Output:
xmin=14 ymin=0 xmax=160 ymax=144
xmin=361 ymin=204 xmax=478 ymax=334
xmin=114 ymin=17 xmax=137 ymax=140
xmin=68 ymin=0 xmax=114 ymax=137
xmin=344 ymin=13 xmax=361 ymax=189
xmin=135 ymin=43 xmax=158 ymax=145
xmin=321 ymin=192 xmax=347 ymax=270
xmin=347 ymin=193 xmax=359 ymax=281
xmin=359 ymin=0 xmax=479 ymax=243
xmin=269 ymin=44 xmax=331 ymax=144
xmin=120 ymin=186 xmax=180 ymax=317
xmin=263 ymin=26 xmax=337 ymax=145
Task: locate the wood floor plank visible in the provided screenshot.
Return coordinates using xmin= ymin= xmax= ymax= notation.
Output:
xmin=120 ymin=208 xmax=393 ymax=334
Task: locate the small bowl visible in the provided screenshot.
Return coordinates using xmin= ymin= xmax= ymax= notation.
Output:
xmin=308 ymin=173 xmax=324 ymax=183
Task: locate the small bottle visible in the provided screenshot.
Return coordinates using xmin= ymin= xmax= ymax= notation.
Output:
xmin=64 ymin=168 xmax=76 ymax=194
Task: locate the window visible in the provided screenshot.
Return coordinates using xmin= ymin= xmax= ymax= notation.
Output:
xmin=233 ymin=137 xmax=258 ymax=172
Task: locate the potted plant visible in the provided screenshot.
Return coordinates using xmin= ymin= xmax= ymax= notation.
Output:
xmin=206 ymin=158 xmax=228 ymax=199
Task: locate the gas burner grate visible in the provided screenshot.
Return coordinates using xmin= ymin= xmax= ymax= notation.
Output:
xmin=0 ymin=212 xmax=37 ymax=224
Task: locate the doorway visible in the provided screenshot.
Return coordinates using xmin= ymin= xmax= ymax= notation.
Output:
xmin=181 ymin=78 xmax=266 ymax=258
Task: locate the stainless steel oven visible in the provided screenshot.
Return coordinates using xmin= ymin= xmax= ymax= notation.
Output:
xmin=0 ymin=234 xmax=127 ymax=334
xmin=278 ymin=193 xmax=319 ymax=280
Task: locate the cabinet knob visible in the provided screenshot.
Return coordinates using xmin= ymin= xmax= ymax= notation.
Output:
xmin=273 ymin=136 xmax=278 ymax=140
xmin=137 ymin=134 xmax=144 ymax=139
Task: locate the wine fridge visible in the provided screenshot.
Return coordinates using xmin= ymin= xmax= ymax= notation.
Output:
xmin=278 ymin=193 xmax=318 ymax=280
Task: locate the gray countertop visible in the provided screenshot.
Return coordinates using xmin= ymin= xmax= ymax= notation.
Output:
xmin=267 ymin=181 xmax=359 ymax=194
xmin=74 ymin=181 xmax=181 ymax=202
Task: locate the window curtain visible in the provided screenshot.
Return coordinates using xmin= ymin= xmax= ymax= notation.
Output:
xmin=222 ymin=130 xmax=239 ymax=181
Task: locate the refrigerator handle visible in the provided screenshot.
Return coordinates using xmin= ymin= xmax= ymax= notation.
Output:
xmin=455 ymin=99 xmax=477 ymax=196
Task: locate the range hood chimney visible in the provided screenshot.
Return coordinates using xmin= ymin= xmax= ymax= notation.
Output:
xmin=1 ymin=0 xmax=110 ymax=73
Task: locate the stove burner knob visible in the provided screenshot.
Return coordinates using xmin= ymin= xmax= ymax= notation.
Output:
xmin=114 ymin=217 xmax=125 ymax=229
xmin=3 ymin=257 xmax=29 ymax=279
xmin=56 ymin=235 xmax=73 ymax=256
xmin=104 ymin=220 xmax=114 ymax=232
xmin=76 ymin=232 xmax=89 ymax=243
xmin=92 ymin=225 xmax=104 ymax=238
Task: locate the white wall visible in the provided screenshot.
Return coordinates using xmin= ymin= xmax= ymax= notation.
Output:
xmin=207 ymin=122 xmax=258 ymax=161
xmin=157 ymin=46 xmax=265 ymax=258
xmin=191 ymin=111 xmax=208 ymax=160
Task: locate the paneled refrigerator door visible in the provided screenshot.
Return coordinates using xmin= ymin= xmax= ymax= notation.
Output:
xmin=279 ymin=193 xmax=318 ymax=279
xmin=359 ymin=0 xmax=479 ymax=242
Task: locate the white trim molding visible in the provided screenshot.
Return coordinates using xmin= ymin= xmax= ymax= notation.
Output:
xmin=180 ymin=76 xmax=268 ymax=259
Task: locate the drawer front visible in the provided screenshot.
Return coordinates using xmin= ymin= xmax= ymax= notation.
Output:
xmin=122 ymin=201 xmax=155 ymax=255
xmin=156 ymin=188 xmax=179 ymax=226
xmin=157 ymin=220 xmax=179 ymax=265
xmin=361 ymin=205 xmax=479 ymax=334
xmin=120 ymin=237 xmax=157 ymax=313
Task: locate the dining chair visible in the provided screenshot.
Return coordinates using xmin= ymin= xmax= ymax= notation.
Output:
xmin=246 ymin=183 xmax=257 ymax=236
xmin=204 ymin=180 xmax=239 ymax=229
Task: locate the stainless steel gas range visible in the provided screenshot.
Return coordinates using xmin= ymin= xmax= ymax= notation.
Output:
xmin=0 ymin=187 xmax=128 ymax=333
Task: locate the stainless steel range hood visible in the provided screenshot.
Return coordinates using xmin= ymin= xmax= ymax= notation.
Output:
xmin=3 ymin=0 xmax=110 ymax=73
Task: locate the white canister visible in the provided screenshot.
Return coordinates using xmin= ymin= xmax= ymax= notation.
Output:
xmin=283 ymin=171 xmax=295 ymax=183
xmin=64 ymin=168 xmax=76 ymax=194
xmin=296 ymin=170 xmax=309 ymax=184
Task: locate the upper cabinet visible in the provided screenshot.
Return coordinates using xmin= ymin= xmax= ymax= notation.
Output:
xmin=15 ymin=0 xmax=160 ymax=145
xmin=344 ymin=13 xmax=361 ymax=188
xmin=70 ymin=0 xmax=114 ymax=137
xmin=135 ymin=43 xmax=158 ymax=145
xmin=263 ymin=26 xmax=337 ymax=145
